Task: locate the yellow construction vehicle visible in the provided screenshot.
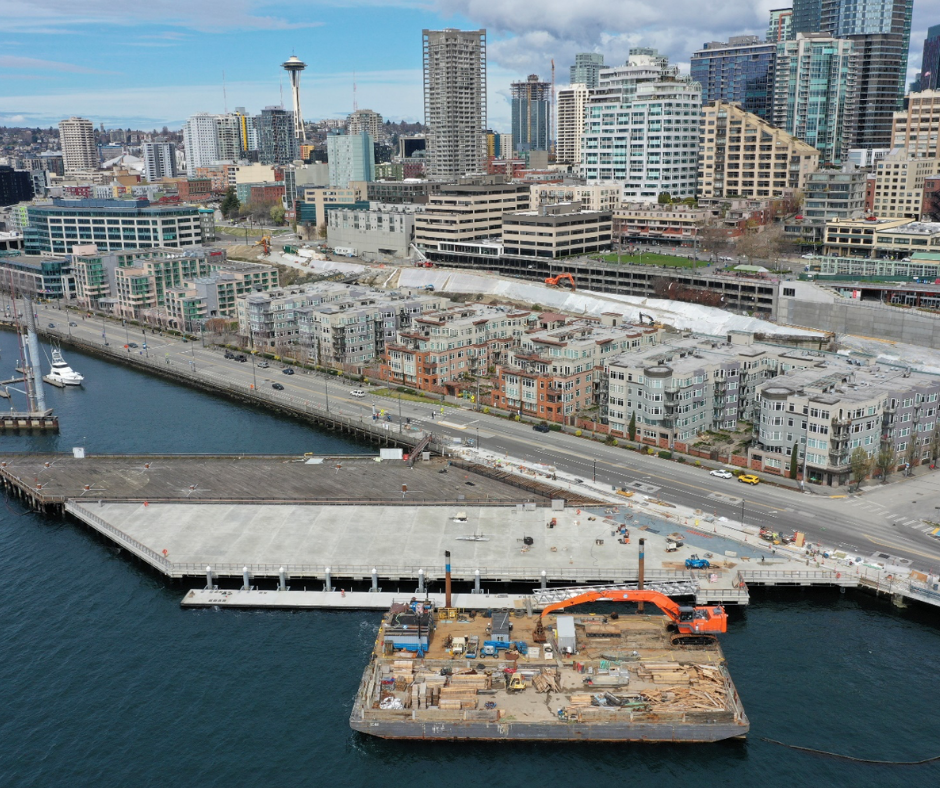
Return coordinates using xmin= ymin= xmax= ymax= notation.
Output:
xmin=506 ymin=675 xmax=527 ymax=693
xmin=253 ymin=235 xmax=272 ymax=255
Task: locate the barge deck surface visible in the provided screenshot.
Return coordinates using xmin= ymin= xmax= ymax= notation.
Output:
xmin=350 ymin=608 xmax=749 ymax=742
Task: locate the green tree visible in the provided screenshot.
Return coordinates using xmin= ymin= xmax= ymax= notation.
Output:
xmin=930 ymin=426 xmax=940 ymax=465
xmin=269 ymin=204 xmax=286 ymax=225
xmin=220 ymin=186 xmax=239 ymax=218
xmin=628 ymin=411 xmax=636 ymax=442
xmin=788 ymin=442 xmax=799 ymax=480
xmin=657 ymin=192 xmax=672 ymax=205
xmin=849 ymin=446 xmax=871 ymax=492
xmin=874 ymin=440 xmax=897 ymax=484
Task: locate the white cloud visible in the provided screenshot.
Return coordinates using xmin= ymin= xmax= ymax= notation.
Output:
xmin=0 ymin=55 xmax=117 ymax=74
xmin=0 ymin=70 xmax=426 ymax=128
xmin=0 ymin=0 xmax=324 ymax=33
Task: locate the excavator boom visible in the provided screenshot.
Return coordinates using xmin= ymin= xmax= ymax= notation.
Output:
xmin=539 ymin=588 xmax=727 ymax=635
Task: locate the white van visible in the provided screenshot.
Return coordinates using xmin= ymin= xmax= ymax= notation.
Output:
xmin=349 ymin=389 xmax=366 ymax=398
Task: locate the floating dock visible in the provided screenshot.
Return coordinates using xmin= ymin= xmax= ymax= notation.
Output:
xmin=349 ymin=604 xmax=749 ymax=742
xmin=0 ymin=412 xmax=59 ymax=431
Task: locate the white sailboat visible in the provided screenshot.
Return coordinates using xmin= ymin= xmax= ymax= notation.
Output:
xmin=47 ymin=347 xmax=84 ymax=386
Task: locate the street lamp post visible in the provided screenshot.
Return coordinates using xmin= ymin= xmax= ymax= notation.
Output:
xmin=593 ymin=459 xmax=596 ymax=483
xmin=251 ymin=357 xmax=257 ymax=392
xmin=741 ymin=498 xmax=745 ymax=529
xmin=325 ymin=377 xmax=330 ymax=414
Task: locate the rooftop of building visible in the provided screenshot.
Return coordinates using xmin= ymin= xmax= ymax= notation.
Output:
xmin=607 ymin=334 xmax=830 ymax=373
xmin=759 ymin=363 xmax=940 ymax=404
xmin=522 ymin=320 xmax=648 ymax=348
xmin=876 ymin=222 xmax=940 ymax=236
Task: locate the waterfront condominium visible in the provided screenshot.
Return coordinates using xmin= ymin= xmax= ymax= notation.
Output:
xmin=792 ymin=0 xmax=913 ymax=150
xmin=580 ymin=49 xmax=701 ymax=202
xmin=772 ymin=33 xmax=858 ymax=166
xmin=422 ymin=29 xmax=487 ymax=181
xmin=58 ymin=117 xmax=97 ymax=175
xmin=690 ymin=36 xmax=777 ymax=119
xmin=510 ymin=74 xmax=551 ymax=152
xmin=698 ymin=101 xmax=820 ymax=200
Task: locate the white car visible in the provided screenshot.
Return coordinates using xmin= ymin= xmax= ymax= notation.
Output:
xmin=710 ymin=469 xmax=734 ymax=479
xmin=349 ymin=389 xmax=366 ymax=398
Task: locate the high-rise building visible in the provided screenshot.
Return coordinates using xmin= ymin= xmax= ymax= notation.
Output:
xmin=141 ymin=142 xmax=177 ymax=182
xmin=698 ymin=101 xmax=820 ymax=200
xmin=483 ymin=131 xmax=512 ymax=160
xmin=569 ymin=53 xmax=605 ymax=88
xmin=791 ymin=0 xmax=821 ymax=35
xmin=326 ymin=132 xmax=375 ymax=187
xmin=556 ymin=83 xmax=590 ymax=166
xmin=182 ymin=113 xmax=241 ymax=176
xmin=872 ymin=150 xmax=940 ymax=219
xmin=690 ymin=36 xmax=777 ymax=119
xmin=767 ymin=8 xmax=794 ymax=42
xmin=914 ymin=24 xmax=940 ymax=92
xmin=347 ymin=109 xmax=384 ymax=141
xmin=581 ymin=50 xmax=701 ymax=201
xmin=58 ymin=117 xmax=97 ymax=175
xmin=773 ymin=33 xmax=858 ymax=165
xmin=422 ymin=29 xmax=487 ymax=181
xmin=257 ymin=107 xmax=299 ymax=165
xmin=892 ymin=90 xmax=940 ymax=157
xmin=0 ymin=165 xmax=34 ymax=207
xmin=282 ymin=55 xmax=308 ymax=144
xmin=234 ymin=107 xmax=258 ymax=154
xmin=510 ymin=74 xmax=551 ymax=152
xmin=792 ymin=0 xmax=913 ymax=150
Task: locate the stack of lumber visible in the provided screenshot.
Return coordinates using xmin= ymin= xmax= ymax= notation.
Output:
xmin=640 ymin=686 xmax=728 ymax=711
xmin=635 ymin=662 xmax=693 ymax=684
xmin=583 ymin=623 xmax=622 ymax=638
xmin=568 ymin=694 xmax=593 ymax=707
xmin=531 ymin=672 xmax=560 ymax=693
xmin=448 ymin=673 xmax=490 ymax=690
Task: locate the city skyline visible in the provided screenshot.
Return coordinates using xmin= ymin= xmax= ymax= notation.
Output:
xmin=2 ymin=1 xmax=939 ymax=131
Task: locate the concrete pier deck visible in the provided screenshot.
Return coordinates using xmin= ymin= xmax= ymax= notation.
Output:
xmin=0 ymin=453 xmax=604 ymax=510
xmin=180 ymin=589 xmax=531 ymax=610
xmin=65 ymin=498 xmax=848 ymax=605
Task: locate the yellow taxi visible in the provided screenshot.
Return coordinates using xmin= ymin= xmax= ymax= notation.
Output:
xmin=737 ymin=474 xmax=760 ymax=485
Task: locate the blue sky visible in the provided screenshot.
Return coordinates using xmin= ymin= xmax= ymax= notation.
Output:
xmin=0 ymin=1 xmax=936 ymax=132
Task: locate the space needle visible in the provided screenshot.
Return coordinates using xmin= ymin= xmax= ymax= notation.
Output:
xmin=282 ymin=55 xmax=308 ymax=144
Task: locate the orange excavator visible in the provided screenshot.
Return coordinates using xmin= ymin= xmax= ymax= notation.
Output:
xmin=539 ymin=589 xmax=727 ymax=646
xmin=545 ymin=273 xmax=576 ymax=290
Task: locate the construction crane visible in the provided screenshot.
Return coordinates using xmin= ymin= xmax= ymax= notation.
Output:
xmin=545 ymin=272 xmax=576 ymax=290
xmin=539 ymin=588 xmax=728 ymax=646
xmin=252 ymin=235 xmax=272 ymax=255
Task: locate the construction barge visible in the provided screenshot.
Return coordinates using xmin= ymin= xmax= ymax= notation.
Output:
xmin=349 ymin=596 xmax=750 ymax=742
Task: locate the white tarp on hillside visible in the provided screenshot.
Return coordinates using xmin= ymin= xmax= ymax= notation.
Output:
xmin=396 ymin=269 xmax=823 ymax=338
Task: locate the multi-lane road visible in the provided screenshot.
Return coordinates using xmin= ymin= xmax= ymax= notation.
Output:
xmin=18 ymin=300 xmax=940 ymax=574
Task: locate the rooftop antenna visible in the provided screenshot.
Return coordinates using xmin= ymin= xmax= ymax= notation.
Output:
xmin=222 ymin=70 xmax=228 ymax=113
xmin=280 ymin=78 xmax=284 ymax=109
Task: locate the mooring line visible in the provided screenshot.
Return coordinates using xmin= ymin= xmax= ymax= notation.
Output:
xmin=761 ymin=738 xmax=940 ymax=765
